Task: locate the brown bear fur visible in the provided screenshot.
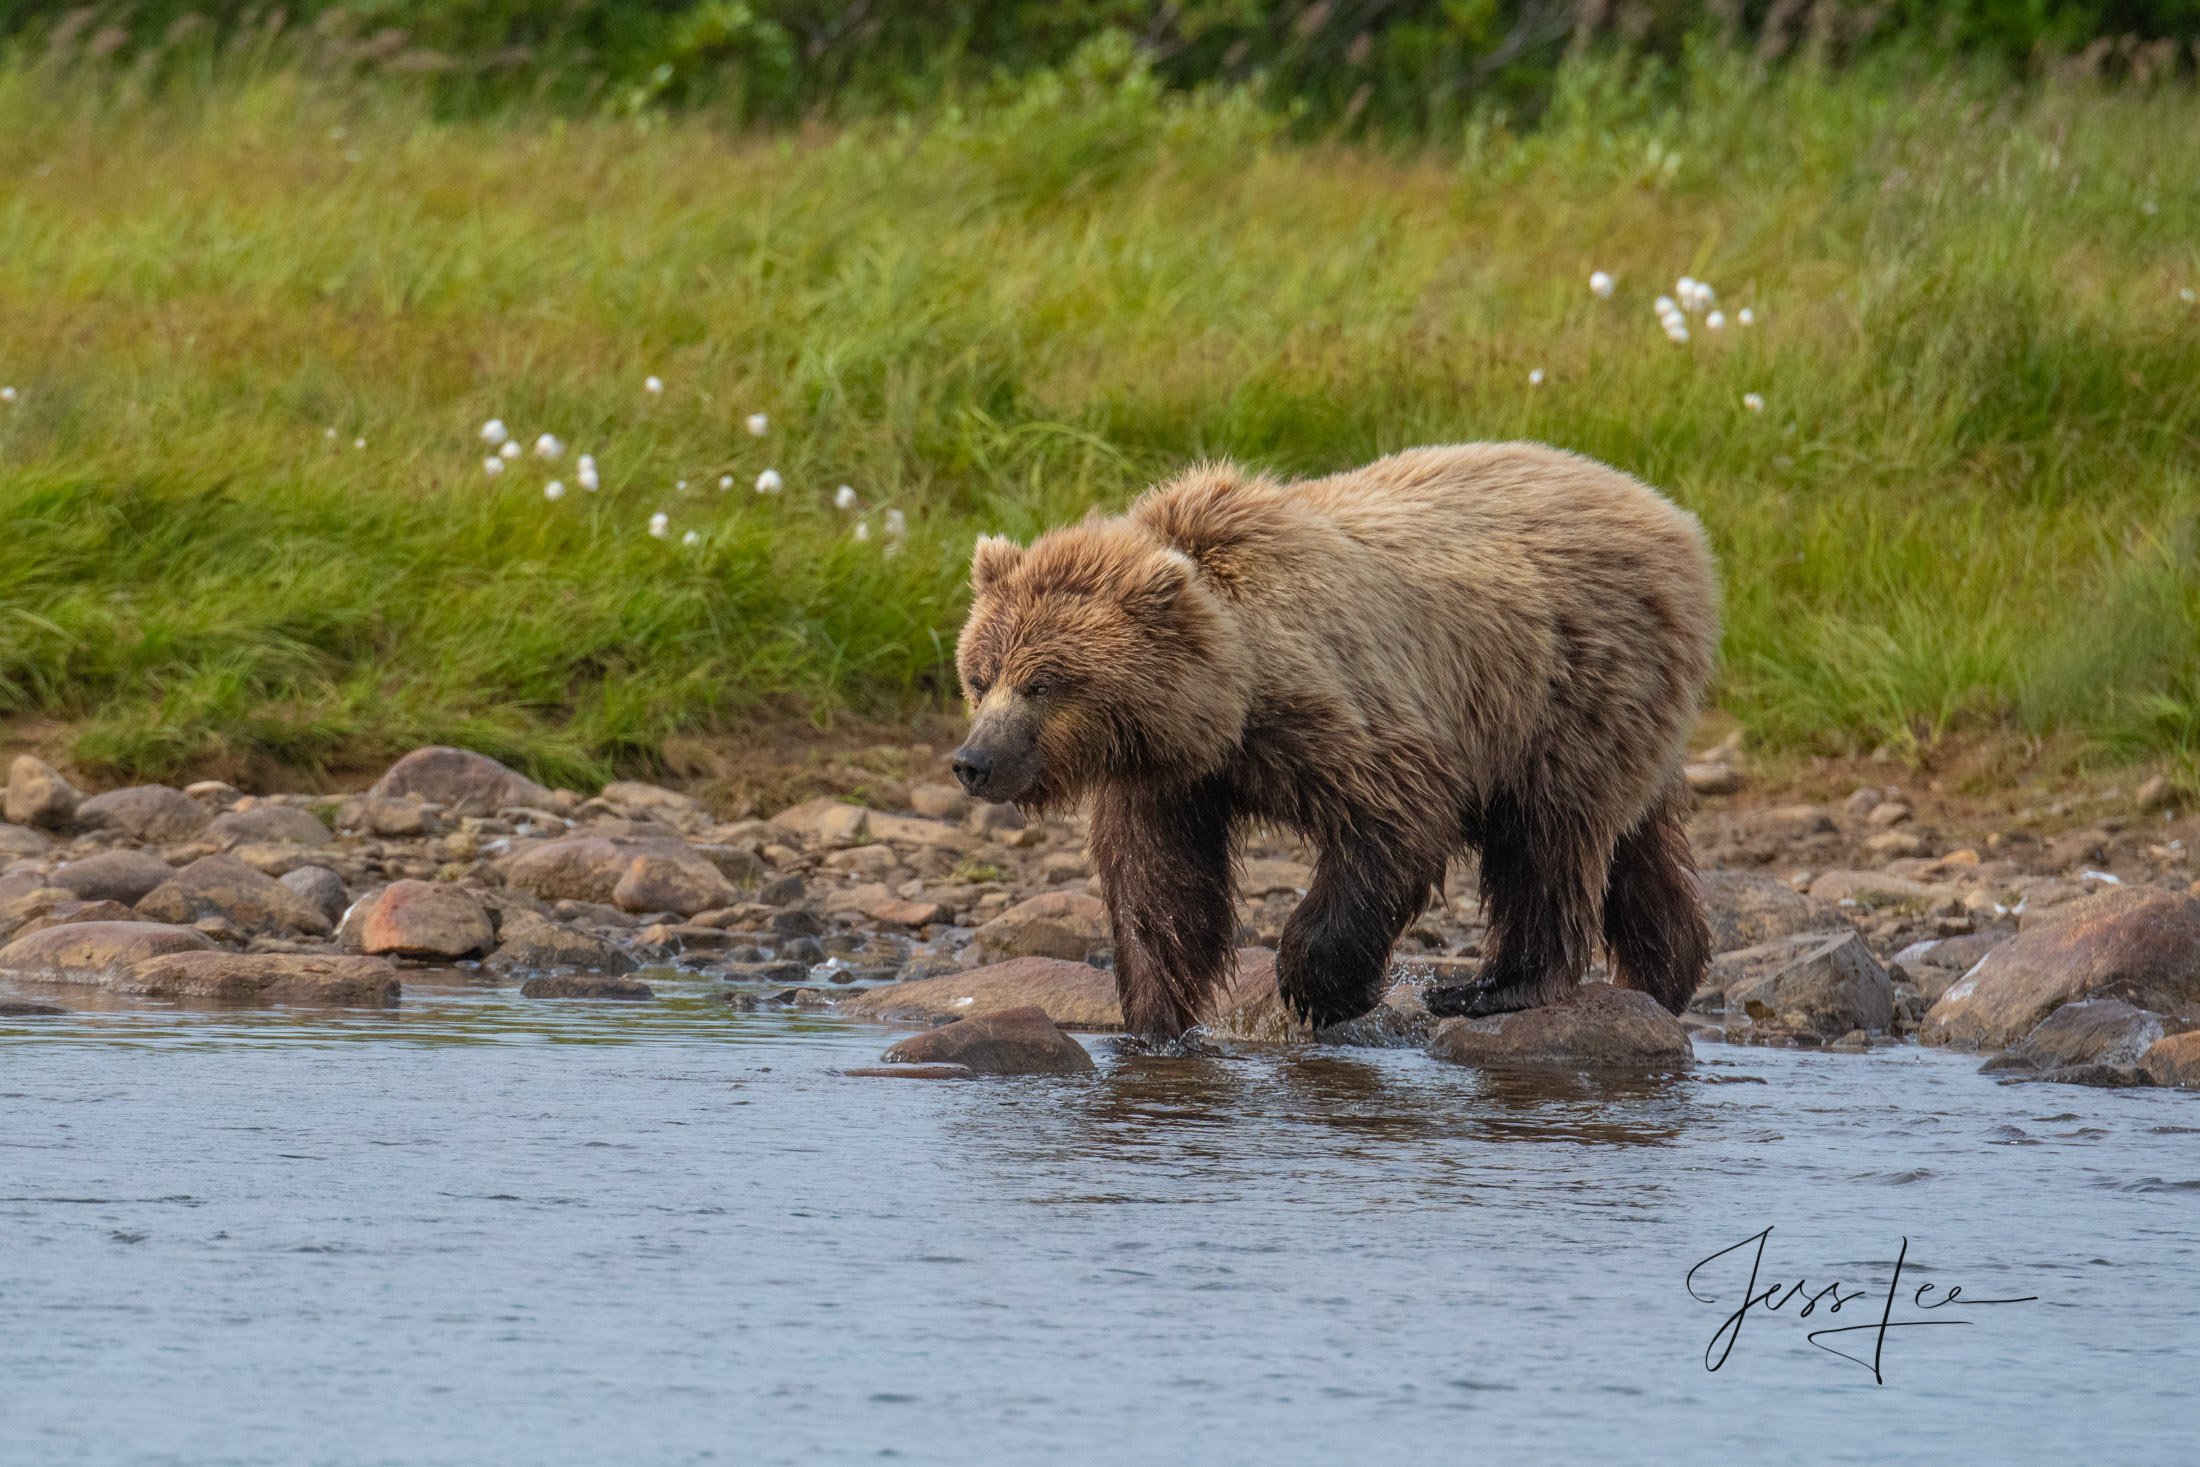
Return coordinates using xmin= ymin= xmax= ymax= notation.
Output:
xmin=951 ymin=442 xmax=1721 ymax=1038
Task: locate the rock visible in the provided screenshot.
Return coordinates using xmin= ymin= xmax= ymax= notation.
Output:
xmin=1723 ymin=932 xmax=1894 ymax=1038
xmin=772 ymin=798 xmax=870 ymax=842
xmin=756 ymin=874 xmax=805 ymax=906
xmin=844 ymin=1063 xmax=976 ymax=1080
xmin=1700 ymin=871 xmax=1851 ymax=952
xmin=972 ymin=890 xmax=1111 ymax=964
xmin=1806 ymin=869 xmax=1938 ymax=910
xmin=1428 ymin=983 xmax=1693 ymax=1068
xmin=136 ymin=854 xmax=334 ymax=937
xmin=691 ymin=844 xmax=765 ymax=886
xmin=1202 ymin=947 xmax=1432 ymax=1046
xmin=359 ymin=880 xmax=494 ymax=959
xmin=1921 ymin=888 xmax=2200 ymax=1049
xmin=0 ymin=919 xmax=214 ymax=979
xmin=228 ymin=842 xmax=328 ymax=877
xmin=1890 ymin=932 xmax=2006 ymax=1003
xmin=1749 ymin=805 xmax=1835 ymax=841
xmin=336 ymin=795 xmax=438 ymax=837
xmin=520 ymin=974 xmax=655 ymax=1000
xmin=73 ymin=784 xmax=210 ymax=842
xmin=368 ymin=746 xmax=556 ymax=814
xmin=278 ymin=866 xmax=350 ymax=923
xmin=721 ymin=960 xmax=810 ymax=985
xmin=5 ymin=755 xmax=79 ymax=829
xmin=600 ymin=780 xmax=708 ymax=824
xmin=0 ymin=999 xmax=67 ymax=1016
xmin=880 ymin=1005 xmax=1096 ymax=1076
xmin=612 ymin=850 xmax=738 ymax=916
xmin=772 ymin=908 xmax=825 ymax=939
xmin=968 ymin=802 xmax=1025 ymax=834
xmin=864 ymin=812 xmax=979 ymax=852
xmin=1707 ymin=930 xmax=1856 ymax=995
xmin=1685 ymin=763 xmax=1742 ymax=795
xmin=206 ymin=805 xmax=332 ymax=849
xmin=12 ymin=899 xmax=152 ymax=936
xmin=2139 ymin=1031 xmax=2200 ymax=1087
xmin=183 ymin=780 xmax=244 ymax=809
xmin=501 ymin=835 xmax=632 ymax=903
xmin=907 ymin=783 xmax=972 ymax=821
xmin=1980 ymin=999 xmax=2192 ymax=1074
xmin=488 ymin=921 xmax=639 ymax=974
xmin=50 ymin=849 xmax=175 ymax=905
xmin=0 ymin=882 xmax=74 ymax=920
xmin=2135 ymin=775 xmax=2175 ymax=813
xmin=1866 ymin=801 xmax=1912 ymax=827
xmin=0 ymin=823 xmax=52 ymax=855
xmin=824 ymin=844 xmax=898 ymax=876
xmin=1239 ymin=858 xmax=1313 ymax=896
xmin=1844 ymin=788 xmax=1884 ymax=818
xmin=838 ymin=956 xmax=1122 ymax=1030
xmin=1865 ymin=830 xmax=1925 ymax=857
xmin=113 ymin=951 xmax=400 ymax=1006
xmin=2047 ymin=829 xmax=2110 ymax=869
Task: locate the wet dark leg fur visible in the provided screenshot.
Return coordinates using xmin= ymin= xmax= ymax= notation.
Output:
xmin=1426 ymin=789 xmax=1600 ymax=1018
xmin=1089 ymin=776 xmax=1238 ymax=1039
xmin=1597 ymin=790 xmax=1708 ymax=1014
xmin=1277 ymin=837 xmax=1442 ymax=1030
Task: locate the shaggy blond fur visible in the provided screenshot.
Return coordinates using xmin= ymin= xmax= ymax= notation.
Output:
xmin=952 ymin=442 xmax=1722 ymax=1038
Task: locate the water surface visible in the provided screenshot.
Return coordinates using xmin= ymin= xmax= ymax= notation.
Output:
xmin=2 ymin=972 xmax=2193 ymax=1464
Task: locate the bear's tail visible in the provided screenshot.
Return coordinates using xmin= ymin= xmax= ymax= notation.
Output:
xmin=1600 ymin=783 xmax=1710 ymax=1014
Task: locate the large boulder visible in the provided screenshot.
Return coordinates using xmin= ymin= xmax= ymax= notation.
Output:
xmin=4 ymin=755 xmax=79 ymax=829
xmin=1700 ymin=871 xmax=1850 ymax=952
xmin=501 ymin=835 xmax=726 ymax=906
xmin=1920 ymin=888 xmax=2200 ymax=1049
xmin=112 ymin=951 xmax=400 ymax=1006
xmin=73 ymin=784 xmax=211 ymax=843
xmin=487 ymin=920 xmax=639 ymax=974
xmin=135 ymin=854 xmax=333 ymax=937
xmin=368 ymin=746 xmax=556 ymax=814
xmin=278 ymin=866 xmax=350 ymax=924
xmin=12 ymin=899 xmax=154 ymax=937
xmin=611 ymin=850 xmax=738 ymax=917
xmin=1201 ymin=947 xmax=1431 ymax=1046
xmin=2140 ymin=1031 xmax=2200 ymax=1088
xmin=1723 ymin=932 xmax=1895 ymax=1038
xmin=880 ymin=1006 xmax=1095 ymax=1076
xmin=972 ymin=890 xmax=1111 ymax=964
xmin=838 ymin=956 xmax=1123 ymax=1030
xmin=358 ymin=880 xmax=494 ymax=959
xmin=0 ymin=920 xmax=214 ymax=980
xmin=50 ymin=849 xmax=176 ymax=905
xmin=1980 ymin=999 xmax=2193 ymax=1076
xmin=207 ymin=805 xmax=332 ymax=849
xmin=1428 ymin=983 xmax=1693 ymax=1069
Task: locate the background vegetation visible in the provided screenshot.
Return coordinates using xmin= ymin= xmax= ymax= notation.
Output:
xmin=0 ymin=6 xmax=2196 ymax=787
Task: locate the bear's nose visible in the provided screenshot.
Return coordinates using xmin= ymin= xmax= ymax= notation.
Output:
xmin=950 ymin=749 xmax=990 ymax=795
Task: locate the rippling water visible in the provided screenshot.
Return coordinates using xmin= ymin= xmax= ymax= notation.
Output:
xmin=2 ymin=971 xmax=2194 ymax=1465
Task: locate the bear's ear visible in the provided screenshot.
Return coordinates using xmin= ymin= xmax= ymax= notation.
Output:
xmin=970 ymin=535 xmax=1025 ymax=594
xmin=1124 ymin=547 xmax=1197 ymax=624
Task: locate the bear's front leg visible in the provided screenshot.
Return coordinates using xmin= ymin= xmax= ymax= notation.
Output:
xmin=1088 ymin=779 xmax=1238 ymax=1039
xmin=1278 ymin=843 xmax=1438 ymax=1030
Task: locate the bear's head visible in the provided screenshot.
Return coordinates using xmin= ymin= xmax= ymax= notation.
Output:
xmin=951 ymin=517 xmax=1250 ymax=808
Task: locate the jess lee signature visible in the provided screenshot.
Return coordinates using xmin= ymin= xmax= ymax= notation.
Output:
xmin=1687 ymin=1227 xmax=2037 ymax=1382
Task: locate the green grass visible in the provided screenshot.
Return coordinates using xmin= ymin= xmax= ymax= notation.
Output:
xmin=1 ymin=44 xmax=2197 ymax=787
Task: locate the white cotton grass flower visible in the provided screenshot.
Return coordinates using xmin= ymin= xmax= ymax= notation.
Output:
xmin=577 ymin=454 xmax=599 ymax=492
xmin=1742 ymin=392 xmax=1765 ymax=413
xmin=676 ymin=479 xmax=689 ymax=492
xmin=2182 ymin=287 xmax=2197 ymax=304
xmin=544 ymin=481 xmax=565 ymax=501
xmin=648 ymin=512 xmax=670 ymax=539
xmin=325 ymin=426 xmax=337 ymax=439
xmin=1588 ymin=270 xmax=1614 ymax=298
xmin=1654 ymin=295 xmax=1677 ymax=317
xmin=746 ymin=413 xmax=769 ymax=436
xmin=480 ymin=418 xmax=508 ymax=445
xmin=1705 ymin=310 xmax=1727 ymax=331
xmin=500 ymin=441 xmax=521 ymax=460
xmin=852 ymin=519 xmax=871 ymax=542
xmin=883 ymin=509 xmax=907 ymax=538
xmin=682 ymin=529 xmax=701 ymax=547
xmin=718 ymin=475 xmax=733 ymax=491
xmin=484 ymin=457 xmax=505 ymax=478
xmin=1 ymin=386 xmax=18 ymax=403
xmin=755 ymin=468 xmax=783 ymax=494
xmin=533 ymin=432 xmax=562 ymax=460
xmin=834 ymin=484 xmax=858 ymax=511
xmin=1737 ymin=307 xmax=1756 ymax=326
xmin=1663 ymin=318 xmax=1690 ymax=344
xmin=644 ymin=375 xmax=664 ymax=395
xmin=354 ymin=437 xmax=366 ymax=449
xmin=1528 ymin=368 xmax=1544 ymax=386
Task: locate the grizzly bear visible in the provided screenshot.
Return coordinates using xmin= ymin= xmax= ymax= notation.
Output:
xmin=950 ymin=443 xmax=1721 ymax=1039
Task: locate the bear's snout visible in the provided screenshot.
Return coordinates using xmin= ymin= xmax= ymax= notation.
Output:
xmin=949 ymin=748 xmax=992 ymax=795
xmin=952 ymin=699 xmax=1044 ymax=802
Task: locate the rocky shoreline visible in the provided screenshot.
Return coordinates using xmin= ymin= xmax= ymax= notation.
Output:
xmin=4 ymin=744 xmax=2198 ymax=1088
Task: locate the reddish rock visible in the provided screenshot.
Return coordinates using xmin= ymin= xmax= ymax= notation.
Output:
xmin=368 ymin=746 xmax=556 ymax=814
xmin=359 ymin=880 xmax=494 ymax=959
xmin=1921 ymin=888 xmax=2200 ymax=1049
xmin=136 ymin=855 xmax=333 ymax=937
xmin=0 ymin=920 xmax=213 ymax=980
xmin=4 ymin=755 xmax=79 ymax=829
xmin=113 ymin=951 xmax=400 ymax=1006
xmin=207 ymin=805 xmax=332 ymax=849
xmin=1428 ymin=983 xmax=1694 ymax=1069
xmin=972 ymin=890 xmax=1111 ymax=963
xmin=74 ymin=784 xmax=210 ymax=842
xmin=2140 ymin=1031 xmax=2200 ymax=1088
xmin=519 ymin=974 xmax=655 ymax=1000
xmin=611 ymin=850 xmax=738 ymax=916
xmin=50 ymin=849 xmax=176 ymax=905
xmin=838 ymin=956 xmax=1122 ymax=1030
xmin=881 ymin=1005 xmax=1095 ymax=1075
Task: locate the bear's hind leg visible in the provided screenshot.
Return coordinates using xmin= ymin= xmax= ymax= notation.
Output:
xmin=1426 ymin=790 xmax=1600 ymax=1018
xmin=1089 ymin=778 xmax=1238 ymax=1039
xmin=1278 ymin=840 xmax=1441 ymax=1030
xmin=1600 ymin=787 xmax=1709 ymax=1014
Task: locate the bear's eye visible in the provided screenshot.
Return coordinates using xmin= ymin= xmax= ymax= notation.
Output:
xmin=967 ymin=678 xmax=991 ymax=700
xmin=1022 ymin=679 xmax=1052 ymax=699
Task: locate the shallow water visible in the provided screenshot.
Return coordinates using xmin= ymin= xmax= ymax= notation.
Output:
xmin=2 ymin=971 xmax=2194 ymax=1466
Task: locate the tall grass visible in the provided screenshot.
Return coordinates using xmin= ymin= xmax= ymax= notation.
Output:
xmin=0 ymin=42 xmax=2195 ymax=786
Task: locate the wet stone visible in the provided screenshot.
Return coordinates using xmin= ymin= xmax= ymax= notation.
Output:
xmin=838 ymin=956 xmax=1123 ymax=1030
xmin=720 ymin=960 xmax=810 ymax=985
xmin=2139 ymin=1031 xmax=2200 ymax=1088
xmin=488 ymin=921 xmax=639 ymax=975
xmin=881 ymin=1005 xmax=1096 ymax=1076
xmin=520 ymin=974 xmax=655 ymax=1000
xmin=1428 ymin=984 xmax=1693 ymax=1070
xmin=844 ymin=1063 xmax=976 ymax=1080
xmin=771 ymin=908 xmax=825 ymax=939
xmin=1980 ymin=998 xmax=2191 ymax=1075
xmin=113 ymin=951 xmax=401 ymax=1006
xmin=0 ymin=998 xmax=67 ymax=1016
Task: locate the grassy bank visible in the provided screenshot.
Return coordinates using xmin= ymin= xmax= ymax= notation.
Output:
xmin=1 ymin=46 xmax=2196 ymax=788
